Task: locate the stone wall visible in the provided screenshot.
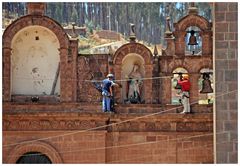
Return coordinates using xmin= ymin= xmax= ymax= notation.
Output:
xmin=3 ymin=109 xmax=213 ymax=164
xmin=3 ymin=130 xmax=213 ymax=164
xmin=159 ymin=56 xmax=213 ymax=104
xmin=77 ymin=54 xmax=109 ymax=103
xmin=3 ymin=131 xmax=106 ymax=163
xmin=214 ymin=2 xmax=238 ymax=163
xmin=106 ymin=132 xmax=213 ymax=163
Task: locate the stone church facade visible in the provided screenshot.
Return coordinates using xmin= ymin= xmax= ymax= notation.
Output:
xmin=2 ymin=2 xmax=237 ymax=164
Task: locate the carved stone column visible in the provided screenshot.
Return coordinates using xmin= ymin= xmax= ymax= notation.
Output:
xmin=59 ymin=48 xmax=69 ymax=102
xmin=174 ymin=32 xmax=186 ymax=57
xmin=164 ymin=17 xmax=175 ymax=56
xmin=152 ymin=56 xmax=160 ymax=103
xmin=144 ymin=65 xmax=153 ymax=104
xmin=161 ymin=73 xmax=172 ymax=104
xmin=164 ymin=38 xmax=175 ymax=56
xmin=3 ymin=47 xmax=12 ymax=102
xmin=189 ymin=73 xmax=201 ymax=104
xmin=201 ymin=31 xmax=212 ymax=56
xmin=108 ymin=55 xmax=114 ymax=74
xmin=114 ymin=65 xmax=121 ymax=103
xmin=69 ymin=39 xmax=78 ymax=102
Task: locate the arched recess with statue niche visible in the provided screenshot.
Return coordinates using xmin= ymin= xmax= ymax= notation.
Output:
xmin=11 ymin=25 xmax=60 ymax=96
xmin=121 ymin=53 xmax=145 ymax=103
xmin=2 ymin=14 xmax=72 ymax=102
xmin=113 ymin=43 xmax=153 ymax=104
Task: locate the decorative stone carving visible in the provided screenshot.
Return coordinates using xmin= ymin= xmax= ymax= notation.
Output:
xmin=3 ymin=117 xmax=213 ymax=132
xmin=19 ymin=120 xmax=30 ymax=129
xmin=66 ymin=121 xmax=74 ymax=128
xmin=145 ymin=122 xmax=156 ymax=131
xmin=3 ymin=118 xmax=105 ymax=131
xmin=40 ymin=120 xmax=51 ymax=129
xmin=129 ymin=23 xmax=136 ymax=42
xmin=3 ymin=120 xmax=10 ymax=129
xmin=31 ymin=120 xmax=39 ymax=130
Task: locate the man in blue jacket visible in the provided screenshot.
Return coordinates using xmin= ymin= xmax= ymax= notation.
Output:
xmin=101 ymin=74 xmax=120 ymax=112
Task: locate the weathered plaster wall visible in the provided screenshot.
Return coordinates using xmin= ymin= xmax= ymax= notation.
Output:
xmin=11 ymin=25 xmax=60 ymax=95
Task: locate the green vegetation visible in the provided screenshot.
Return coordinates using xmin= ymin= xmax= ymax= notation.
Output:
xmin=3 ymin=2 xmax=212 ymax=45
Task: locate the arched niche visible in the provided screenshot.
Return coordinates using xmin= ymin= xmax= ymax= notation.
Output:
xmin=11 ymin=25 xmax=60 ymax=95
xmin=3 ymin=15 xmax=69 ymax=49
xmin=7 ymin=141 xmax=63 ymax=164
xmin=185 ymin=26 xmax=202 ymax=56
xmin=171 ymin=67 xmax=188 ymax=105
xmin=173 ymin=14 xmax=212 ymax=56
xmin=16 ymin=152 xmax=52 ymax=164
xmin=2 ymin=15 xmax=71 ymax=102
xmin=121 ymin=53 xmax=145 ymax=103
xmin=198 ymin=68 xmax=213 ymax=104
xmin=113 ymin=42 xmax=153 ymax=104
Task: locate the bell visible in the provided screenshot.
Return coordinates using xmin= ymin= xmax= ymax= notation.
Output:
xmin=200 ymin=73 xmax=213 ymax=93
xmin=188 ymin=30 xmax=198 ymax=45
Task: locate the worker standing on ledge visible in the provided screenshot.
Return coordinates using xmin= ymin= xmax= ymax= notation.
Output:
xmin=177 ymin=74 xmax=191 ymax=114
xmin=101 ymin=74 xmax=121 ymax=113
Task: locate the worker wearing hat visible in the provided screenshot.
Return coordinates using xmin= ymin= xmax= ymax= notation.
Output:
xmin=177 ymin=74 xmax=191 ymax=114
xmin=101 ymin=73 xmax=121 ymax=112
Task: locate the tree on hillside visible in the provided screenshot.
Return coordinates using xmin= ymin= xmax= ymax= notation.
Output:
xmin=2 ymin=2 xmax=212 ymax=45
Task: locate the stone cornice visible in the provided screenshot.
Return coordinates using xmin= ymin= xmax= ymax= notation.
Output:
xmin=3 ymin=111 xmax=213 ymax=132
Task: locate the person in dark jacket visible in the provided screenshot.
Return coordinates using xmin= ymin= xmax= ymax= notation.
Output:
xmin=101 ymin=74 xmax=121 ymax=112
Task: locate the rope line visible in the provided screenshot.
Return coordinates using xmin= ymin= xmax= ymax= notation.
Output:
xmin=2 ymin=90 xmax=237 ymax=148
xmin=3 ymin=71 xmax=208 ymax=82
xmin=3 ymin=75 xmax=173 ymax=82
xmin=91 ymin=141 xmax=230 ymax=163
xmin=3 ymin=131 xmax=236 ymax=159
xmin=85 ymin=75 xmax=172 ymax=83
xmin=109 ymin=140 xmax=230 ymax=163
xmin=3 ymin=103 xmax=187 ymax=147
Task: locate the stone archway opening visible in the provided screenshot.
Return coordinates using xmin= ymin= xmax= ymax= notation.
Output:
xmin=11 ymin=25 xmax=60 ymax=96
xmin=198 ymin=68 xmax=214 ymax=104
xmin=171 ymin=67 xmax=188 ymax=105
xmin=16 ymin=152 xmax=52 ymax=164
xmin=185 ymin=26 xmax=202 ymax=56
xmin=7 ymin=141 xmax=63 ymax=164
